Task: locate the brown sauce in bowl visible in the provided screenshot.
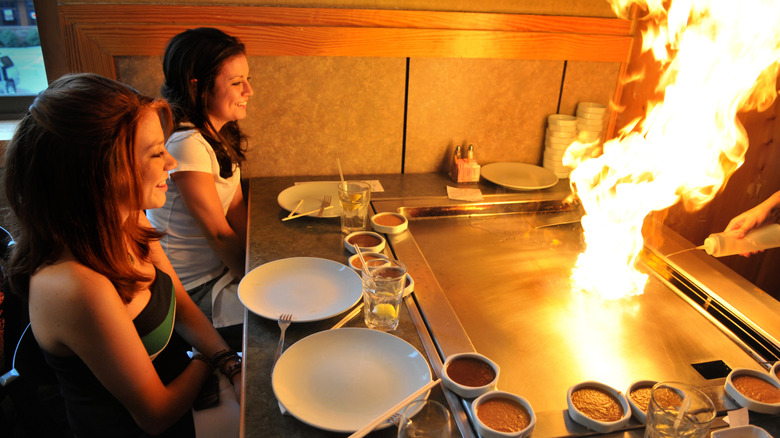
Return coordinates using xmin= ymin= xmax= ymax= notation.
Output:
xmin=351 ymin=254 xmax=382 ymax=270
xmin=374 ymin=214 xmax=405 ymax=226
xmin=477 ymin=397 xmax=530 ymax=433
xmin=446 ymin=357 xmax=496 ymax=388
xmin=629 ymin=385 xmax=653 ymax=413
xmin=348 ymin=234 xmax=381 ymax=248
xmin=733 ymin=375 xmax=780 ymax=404
xmin=571 ymin=387 xmax=623 ymax=422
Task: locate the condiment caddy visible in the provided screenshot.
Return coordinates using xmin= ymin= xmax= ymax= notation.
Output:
xmin=448 ymin=144 xmax=481 ymax=183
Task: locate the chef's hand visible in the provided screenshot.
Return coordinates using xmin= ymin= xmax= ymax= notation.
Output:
xmin=725 ymin=191 xmax=780 ymax=238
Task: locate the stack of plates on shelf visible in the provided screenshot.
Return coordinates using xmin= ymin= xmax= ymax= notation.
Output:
xmin=576 ymin=102 xmax=607 ymax=145
xmin=544 ymin=114 xmax=576 ymax=179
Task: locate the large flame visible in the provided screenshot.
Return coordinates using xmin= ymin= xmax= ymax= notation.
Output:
xmin=564 ymin=0 xmax=780 ymax=299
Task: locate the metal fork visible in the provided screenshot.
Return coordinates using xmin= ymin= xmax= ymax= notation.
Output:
xmin=273 ymin=313 xmax=293 ymax=367
xmin=317 ymin=195 xmax=331 ymax=218
xmin=388 ymin=413 xmax=411 ymax=429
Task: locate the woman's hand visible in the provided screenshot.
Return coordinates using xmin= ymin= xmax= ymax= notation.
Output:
xmin=230 ymin=370 xmax=243 ymax=400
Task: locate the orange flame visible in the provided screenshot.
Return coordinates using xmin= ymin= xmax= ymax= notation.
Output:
xmin=565 ymin=0 xmax=780 ymax=299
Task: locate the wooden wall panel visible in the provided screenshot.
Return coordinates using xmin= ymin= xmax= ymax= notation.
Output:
xmin=58 ymin=5 xmax=632 ymax=76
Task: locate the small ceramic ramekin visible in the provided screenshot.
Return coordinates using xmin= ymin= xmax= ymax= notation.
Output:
xmin=770 ymin=361 xmax=780 ymax=383
xmin=725 ymin=368 xmax=780 ymax=414
xmin=567 ymin=381 xmax=631 ymax=433
xmin=371 ymin=212 xmax=409 ymax=235
xmin=347 ymin=252 xmax=388 ymax=272
xmin=472 ymin=390 xmax=536 ymax=438
xmin=711 ymin=425 xmax=772 ymax=438
xmin=441 ymin=352 xmax=499 ymax=399
xmin=344 ymin=231 xmax=386 ymax=254
xmin=403 ymin=273 xmax=414 ymax=297
xmin=626 ymin=380 xmax=658 ymax=424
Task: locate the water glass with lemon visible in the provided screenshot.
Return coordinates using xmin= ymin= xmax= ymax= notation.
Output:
xmin=361 ymin=258 xmax=407 ymax=331
xmin=337 ymin=180 xmax=371 ymax=234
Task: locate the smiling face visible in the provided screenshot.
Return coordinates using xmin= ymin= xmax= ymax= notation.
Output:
xmin=207 ymin=54 xmax=253 ymax=132
xmin=135 ymin=110 xmax=177 ymax=211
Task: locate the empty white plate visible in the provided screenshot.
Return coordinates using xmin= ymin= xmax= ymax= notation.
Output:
xmin=278 ymin=181 xmax=341 ymax=218
xmin=238 ymin=257 xmax=362 ymax=322
xmin=481 ymin=162 xmax=559 ymax=191
xmin=272 ymin=328 xmax=432 ymax=432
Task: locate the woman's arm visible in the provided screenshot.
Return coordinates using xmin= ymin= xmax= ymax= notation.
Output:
xmin=171 ymin=171 xmax=245 ymax=276
xmin=725 ymin=190 xmax=780 ymax=237
xmin=226 ymin=181 xmax=248 ymax=247
xmin=141 ymin=214 xmax=243 ymax=393
xmin=30 ymin=261 xmax=212 ymax=436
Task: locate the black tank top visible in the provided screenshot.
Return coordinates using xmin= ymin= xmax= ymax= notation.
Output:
xmin=42 ymin=267 xmax=195 ymax=438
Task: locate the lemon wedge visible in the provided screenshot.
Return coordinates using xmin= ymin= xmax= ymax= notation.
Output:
xmin=373 ymin=303 xmax=397 ymax=319
xmin=340 ymin=194 xmax=364 ymax=212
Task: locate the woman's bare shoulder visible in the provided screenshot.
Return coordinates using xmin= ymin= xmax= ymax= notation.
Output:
xmin=32 ymin=259 xmax=115 ymax=299
xmin=30 ymin=260 xmax=123 ymax=352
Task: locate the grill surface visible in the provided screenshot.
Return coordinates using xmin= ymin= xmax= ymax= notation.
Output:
xmin=374 ymin=195 xmax=780 ymax=437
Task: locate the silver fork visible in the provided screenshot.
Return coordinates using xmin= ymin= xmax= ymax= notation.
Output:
xmin=317 ymin=195 xmax=331 ymax=218
xmin=273 ymin=313 xmax=293 ymax=367
xmin=388 ymin=413 xmax=410 ymax=428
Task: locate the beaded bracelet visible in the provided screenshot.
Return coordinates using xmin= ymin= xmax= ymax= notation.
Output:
xmin=209 ymin=349 xmax=237 ymax=368
xmin=219 ymin=355 xmax=241 ymax=375
xmin=223 ymin=359 xmax=242 ymax=382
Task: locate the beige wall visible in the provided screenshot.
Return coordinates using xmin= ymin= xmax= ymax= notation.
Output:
xmin=117 ymin=54 xmax=619 ymax=178
xmin=44 ymin=1 xmax=623 ymax=178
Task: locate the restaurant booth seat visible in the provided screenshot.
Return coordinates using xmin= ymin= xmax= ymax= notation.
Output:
xmin=0 ymin=227 xmax=72 ymax=438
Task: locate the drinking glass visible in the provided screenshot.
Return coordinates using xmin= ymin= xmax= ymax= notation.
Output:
xmin=337 ymin=180 xmax=371 ymax=234
xmin=361 ymin=258 xmax=406 ymax=331
xmin=396 ymin=399 xmax=451 ymax=438
xmin=644 ymin=382 xmax=715 ymax=438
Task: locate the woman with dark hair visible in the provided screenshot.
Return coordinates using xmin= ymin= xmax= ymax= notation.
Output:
xmin=148 ymin=28 xmax=252 ymax=343
xmin=3 ymin=73 xmax=240 ymax=438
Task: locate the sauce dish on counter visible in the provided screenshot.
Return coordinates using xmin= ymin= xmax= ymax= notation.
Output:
xmin=725 ymin=368 xmax=780 ymax=414
xmin=441 ymin=352 xmax=499 ymax=399
xmin=472 ymin=390 xmax=535 ymax=438
xmin=566 ymin=381 xmax=631 ymax=433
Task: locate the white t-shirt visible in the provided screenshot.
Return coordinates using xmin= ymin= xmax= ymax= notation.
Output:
xmin=147 ymin=128 xmax=240 ymax=289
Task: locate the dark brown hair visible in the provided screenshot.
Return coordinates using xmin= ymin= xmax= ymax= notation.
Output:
xmin=2 ymin=73 xmax=173 ymax=303
xmin=161 ymin=27 xmax=248 ymax=178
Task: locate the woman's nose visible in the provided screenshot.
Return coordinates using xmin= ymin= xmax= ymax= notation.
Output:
xmin=165 ymin=150 xmax=177 ymax=171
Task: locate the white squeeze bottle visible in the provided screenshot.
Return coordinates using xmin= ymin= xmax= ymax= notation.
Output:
xmin=700 ymin=223 xmax=780 ymax=257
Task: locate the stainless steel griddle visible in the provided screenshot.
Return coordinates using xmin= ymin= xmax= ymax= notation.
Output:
xmin=374 ymin=185 xmax=780 ymax=437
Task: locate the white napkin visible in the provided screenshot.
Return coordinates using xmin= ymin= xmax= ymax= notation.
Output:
xmin=724 ymin=407 xmax=749 ymax=427
xmin=192 ymin=372 xmax=240 ymax=438
xmin=447 ymin=186 xmax=483 ymax=202
xmin=211 ymin=272 xmax=244 ymax=328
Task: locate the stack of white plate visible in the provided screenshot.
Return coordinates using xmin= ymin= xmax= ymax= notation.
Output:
xmin=544 ymin=114 xmax=576 ymax=179
xmin=576 ymin=102 xmax=607 ymax=144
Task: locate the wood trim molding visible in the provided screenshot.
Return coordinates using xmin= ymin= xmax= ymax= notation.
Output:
xmin=58 ymin=5 xmax=633 ymax=78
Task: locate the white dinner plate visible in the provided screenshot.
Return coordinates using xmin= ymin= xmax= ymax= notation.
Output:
xmin=238 ymin=257 xmax=362 ymax=322
xmin=272 ymin=328 xmax=432 ymax=432
xmin=481 ymin=162 xmax=559 ymax=190
xmin=277 ymin=181 xmax=342 ymax=218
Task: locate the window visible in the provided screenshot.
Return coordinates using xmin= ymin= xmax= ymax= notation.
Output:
xmin=0 ymin=0 xmax=46 ymax=119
